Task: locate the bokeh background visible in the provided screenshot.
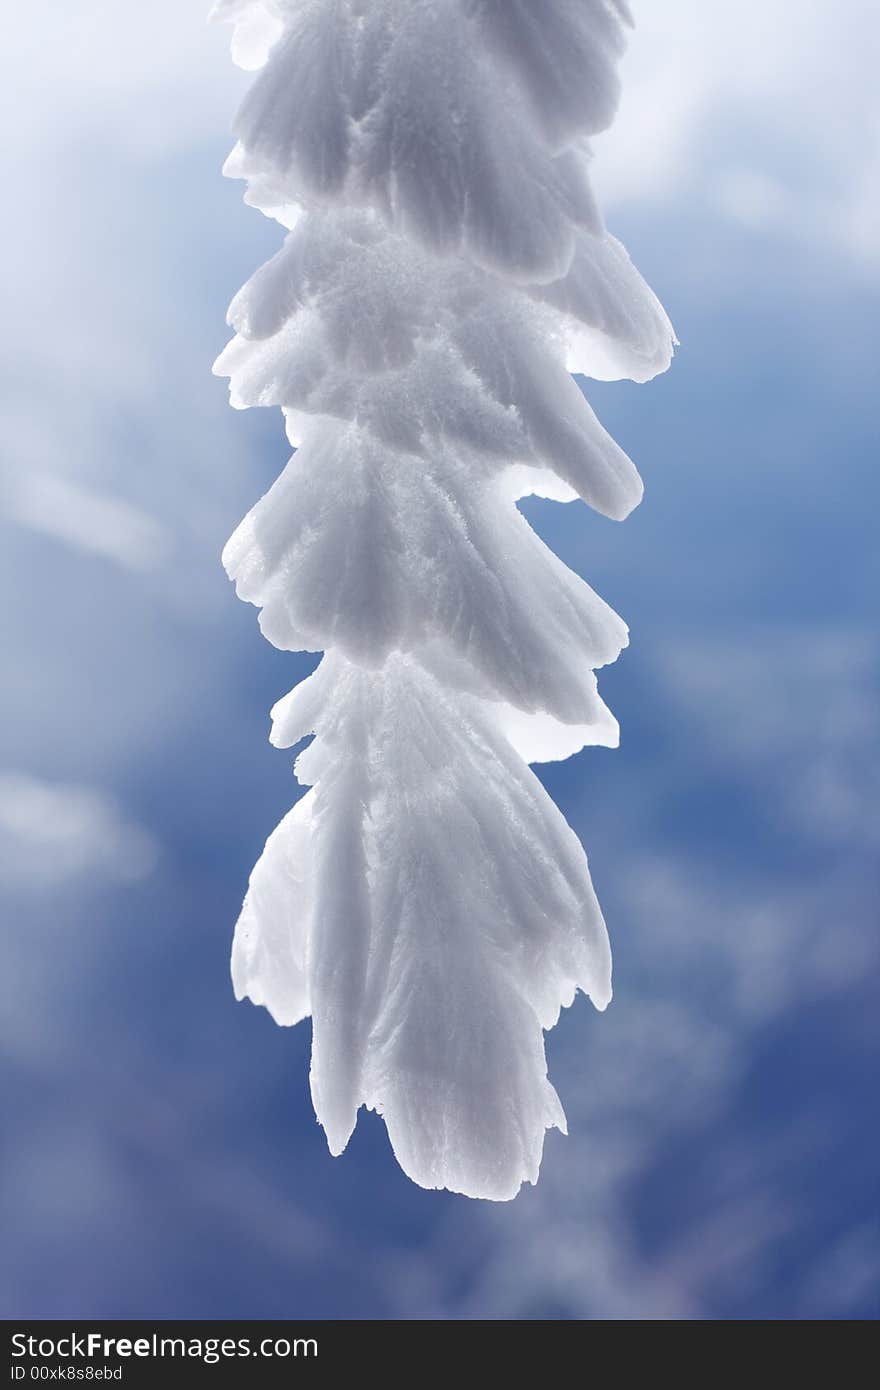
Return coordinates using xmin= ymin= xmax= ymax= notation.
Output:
xmin=2 ymin=2 xmax=877 ymax=1320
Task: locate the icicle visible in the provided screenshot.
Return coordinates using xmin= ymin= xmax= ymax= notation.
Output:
xmin=214 ymin=0 xmax=674 ymax=1199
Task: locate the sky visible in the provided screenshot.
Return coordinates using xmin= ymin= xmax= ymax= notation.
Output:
xmin=1 ymin=2 xmax=878 ymax=1320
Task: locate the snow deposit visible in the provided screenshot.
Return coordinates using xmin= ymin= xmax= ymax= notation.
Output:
xmin=213 ymin=0 xmax=674 ymax=1199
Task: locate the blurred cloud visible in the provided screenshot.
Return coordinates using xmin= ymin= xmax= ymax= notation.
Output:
xmin=595 ymin=0 xmax=880 ymax=268
xmin=799 ymin=1222 xmax=880 ymax=1317
xmin=3 ymin=1 xmax=242 ymax=151
xmin=0 ymin=773 xmax=158 ymax=889
xmin=654 ymin=628 xmax=880 ymax=851
xmin=2 ymin=470 xmax=168 ymax=572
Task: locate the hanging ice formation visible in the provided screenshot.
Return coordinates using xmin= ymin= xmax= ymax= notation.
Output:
xmin=213 ymin=0 xmax=674 ymax=1200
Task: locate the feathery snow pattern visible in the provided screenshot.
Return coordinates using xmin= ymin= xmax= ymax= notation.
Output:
xmin=214 ymin=0 xmax=674 ymax=1201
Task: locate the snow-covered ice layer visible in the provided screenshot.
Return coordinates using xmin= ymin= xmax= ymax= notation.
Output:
xmin=215 ymin=209 xmax=672 ymax=516
xmin=215 ymin=0 xmax=673 ymax=1198
xmin=222 ymin=423 xmax=628 ymax=724
xmin=226 ymin=0 xmax=609 ymax=282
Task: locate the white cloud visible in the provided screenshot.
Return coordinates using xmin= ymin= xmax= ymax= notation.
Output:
xmin=595 ymin=0 xmax=880 ymax=267
xmin=3 ymin=1 xmax=243 ymax=153
xmin=0 ymin=773 xmax=158 ymax=890
xmin=2 ymin=470 xmax=168 ymax=572
xmin=711 ymin=168 xmax=793 ymax=233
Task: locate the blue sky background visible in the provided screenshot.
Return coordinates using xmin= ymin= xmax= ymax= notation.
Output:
xmin=1 ymin=2 xmax=877 ymax=1319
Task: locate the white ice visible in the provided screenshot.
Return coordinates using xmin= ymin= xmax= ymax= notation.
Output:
xmin=235 ymin=655 xmax=611 ymax=1201
xmin=215 ymin=209 xmax=671 ymax=516
xmin=214 ymin=0 xmax=673 ymax=1198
